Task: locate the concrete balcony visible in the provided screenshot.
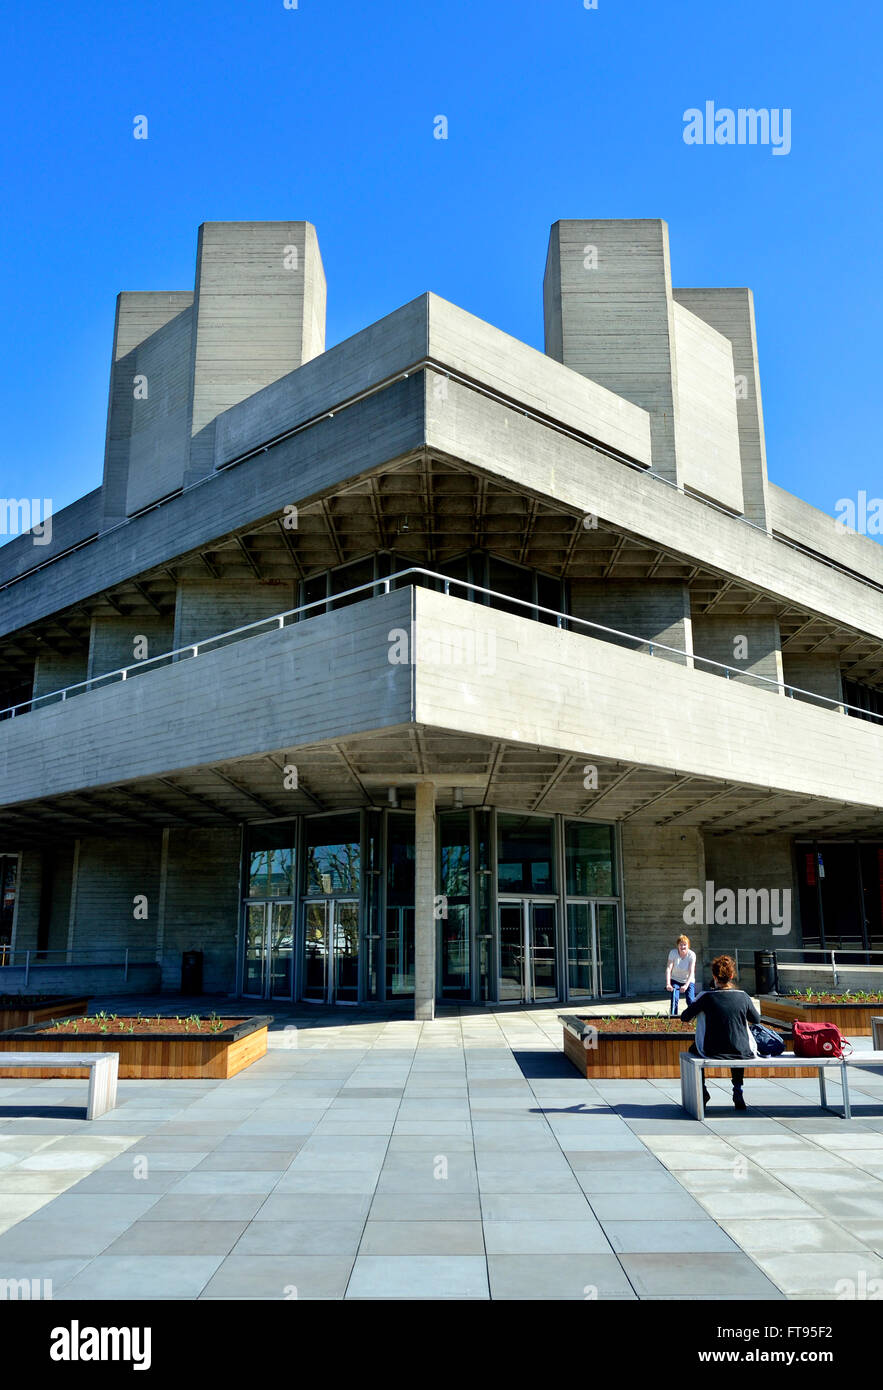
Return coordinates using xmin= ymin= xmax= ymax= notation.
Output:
xmin=409 ymin=588 xmax=883 ymax=814
xmin=0 ymin=589 xmax=415 ymax=808
xmin=0 ymin=583 xmax=881 ymax=822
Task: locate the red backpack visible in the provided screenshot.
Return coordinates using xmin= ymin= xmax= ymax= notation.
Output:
xmin=792 ymin=1021 xmax=852 ymax=1059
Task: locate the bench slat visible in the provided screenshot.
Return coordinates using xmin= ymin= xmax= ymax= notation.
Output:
xmin=682 ymin=1055 xmax=841 ymax=1068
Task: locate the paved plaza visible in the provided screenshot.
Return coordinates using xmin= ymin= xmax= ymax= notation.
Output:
xmin=0 ymin=1002 xmax=881 ymax=1300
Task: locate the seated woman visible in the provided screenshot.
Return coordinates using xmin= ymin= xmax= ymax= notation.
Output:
xmin=681 ymin=955 xmax=760 ymax=1111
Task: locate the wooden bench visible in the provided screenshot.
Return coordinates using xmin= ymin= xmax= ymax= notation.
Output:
xmin=0 ymin=1052 xmax=118 ymax=1119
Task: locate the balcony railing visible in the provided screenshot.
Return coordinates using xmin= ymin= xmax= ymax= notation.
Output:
xmin=0 ymin=947 xmax=157 ymax=985
xmin=732 ymin=947 xmax=883 ymax=994
xmin=1 ymin=567 xmax=881 ymax=725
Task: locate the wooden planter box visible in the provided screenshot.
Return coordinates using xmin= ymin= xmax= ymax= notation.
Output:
xmin=0 ymin=1016 xmax=271 ymax=1080
xmin=761 ymin=996 xmax=883 ymax=1037
xmin=561 ymin=1016 xmax=802 ymax=1079
xmin=0 ymin=998 xmax=89 ymax=1032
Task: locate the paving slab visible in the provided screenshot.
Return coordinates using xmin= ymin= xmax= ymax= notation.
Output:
xmin=61 ymin=1254 xmax=225 ymax=1300
xmin=358 ymin=1221 xmax=485 ymax=1255
xmin=104 ymin=1220 xmax=249 ymax=1256
xmin=717 ymin=1217 xmax=866 ymax=1253
xmin=482 ymin=1220 xmax=611 ymax=1254
xmin=345 ymin=1254 xmax=489 ymax=1300
xmin=602 ymin=1219 xmax=740 ymax=1254
xmin=749 ymin=1250 xmax=883 ymax=1299
xmin=487 ymin=1253 xmax=636 ymax=1300
xmin=232 ymin=1220 xmax=364 ymax=1256
xmin=619 ymin=1252 xmax=785 ymax=1300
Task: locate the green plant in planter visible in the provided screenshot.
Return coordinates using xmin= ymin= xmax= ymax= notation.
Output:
xmin=789 ymin=985 xmax=883 ymax=1005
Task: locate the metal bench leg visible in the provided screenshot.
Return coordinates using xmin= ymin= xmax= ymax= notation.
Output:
xmin=680 ymin=1053 xmax=703 ymax=1120
xmin=818 ymin=1067 xmax=827 ymax=1109
xmin=840 ymin=1063 xmax=851 ymax=1121
xmin=86 ymin=1056 xmax=118 ymax=1120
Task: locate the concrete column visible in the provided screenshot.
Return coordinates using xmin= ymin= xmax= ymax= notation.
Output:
xmin=692 ymin=614 xmax=784 ymax=690
xmin=674 ymin=289 xmax=771 ymax=529
xmin=66 ymin=840 xmax=81 ymax=955
xmin=100 ymin=292 xmax=194 ymax=529
xmin=186 ymin=221 xmax=326 ymax=483
xmin=32 ymin=649 xmax=88 ymax=701
xmin=173 ymin=575 xmax=297 ymax=649
xmin=620 ymin=826 xmax=706 ymax=992
xmin=781 ymin=652 xmax=844 ymax=710
xmin=88 ymin=613 xmax=175 ymax=680
xmin=570 ymin=579 xmax=693 ymax=666
xmin=414 ymin=780 xmax=437 ymax=1021
xmin=544 ymin=219 xmax=681 ymax=483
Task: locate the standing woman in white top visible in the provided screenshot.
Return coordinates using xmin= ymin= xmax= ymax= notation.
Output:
xmin=666 ymin=934 xmax=697 ymax=1016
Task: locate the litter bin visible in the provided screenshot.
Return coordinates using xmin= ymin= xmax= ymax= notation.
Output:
xmin=181 ymin=949 xmax=203 ymax=996
xmin=754 ymin=949 xmax=778 ymax=996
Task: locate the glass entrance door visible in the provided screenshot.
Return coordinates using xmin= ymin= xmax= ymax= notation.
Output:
xmin=530 ymin=902 xmax=557 ymax=1000
xmin=269 ymin=903 xmax=294 ymax=998
xmin=243 ymin=902 xmax=294 ymax=1000
xmin=386 ymin=907 xmax=415 ymax=997
xmin=302 ymin=899 xmax=360 ymax=1003
xmin=497 ymin=900 xmax=559 ymax=1003
xmin=566 ymin=902 xmax=620 ymax=997
xmin=498 ymin=903 xmax=525 ymax=1001
xmin=243 ymin=904 xmax=268 ymax=997
xmin=334 ymin=901 xmax=360 ymax=1003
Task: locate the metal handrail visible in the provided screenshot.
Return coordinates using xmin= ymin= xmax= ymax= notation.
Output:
xmin=0 ymin=947 xmax=155 ymax=962
xmin=1 ymin=566 xmax=881 ymax=724
xmin=0 ymin=947 xmax=158 ymax=986
xmin=733 ymin=946 xmax=883 ymax=993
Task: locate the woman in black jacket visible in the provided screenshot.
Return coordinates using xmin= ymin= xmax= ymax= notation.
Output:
xmin=681 ymin=954 xmax=760 ymax=1110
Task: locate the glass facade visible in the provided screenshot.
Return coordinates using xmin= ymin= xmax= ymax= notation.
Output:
xmin=0 ymin=856 xmax=17 ymax=953
xmin=439 ymin=811 xmax=471 ymax=998
xmin=565 ymin=823 xmax=616 ymax=897
xmin=247 ymin=824 xmax=294 ymax=898
xmin=497 ymin=814 xmax=555 ymax=894
xmin=796 ymin=839 xmax=883 ymax=952
xmin=304 ymin=814 xmax=361 ymax=895
xmin=300 ymin=549 xmax=569 ymax=629
xmin=240 ymin=810 xmax=623 ymax=1005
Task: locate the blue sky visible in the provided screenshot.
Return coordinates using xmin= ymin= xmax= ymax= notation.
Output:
xmin=0 ymin=0 xmax=880 ymax=532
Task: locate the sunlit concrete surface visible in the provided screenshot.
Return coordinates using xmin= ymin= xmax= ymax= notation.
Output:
xmin=0 ymin=1002 xmax=880 ymax=1300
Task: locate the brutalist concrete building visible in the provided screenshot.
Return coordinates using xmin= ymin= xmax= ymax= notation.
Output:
xmin=1 ymin=219 xmax=882 ymax=1017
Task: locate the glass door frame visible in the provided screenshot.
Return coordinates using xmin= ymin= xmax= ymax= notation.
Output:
xmin=554 ymin=809 xmax=628 ymax=1001
xmin=565 ymin=898 xmax=622 ymax=999
xmin=300 ymin=896 xmax=361 ymax=1004
xmin=241 ymin=899 xmax=296 ymax=1001
xmin=496 ymin=896 xmax=560 ymax=1003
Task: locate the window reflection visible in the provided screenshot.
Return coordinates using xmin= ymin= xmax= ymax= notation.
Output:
xmin=565 ymin=822 xmax=616 ymax=897
xmin=247 ymin=824 xmax=295 ymax=897
xmin=304 ymin=814 xmax=361 ymax=894
xmin=497 ymin=814 xmax=554 ymax=894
